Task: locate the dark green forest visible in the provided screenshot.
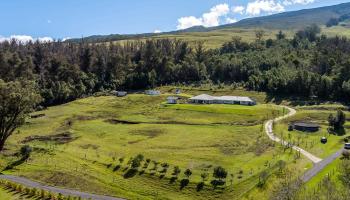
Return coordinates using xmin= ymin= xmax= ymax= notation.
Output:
xmin=1 ymin=25 xmax=350 ymax=106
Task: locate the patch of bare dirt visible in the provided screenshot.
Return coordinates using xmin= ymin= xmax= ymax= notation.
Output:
xmin=22 ymin=132 xmax=78 ymax=144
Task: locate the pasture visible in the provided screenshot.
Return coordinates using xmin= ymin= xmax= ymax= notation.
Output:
xmin=110 ymin=25 xmax=350 ymax=49
xmin=0 ymin=90 xmax=303 ymax=200
xmin=275 ymin=104 xmax=350 ymax=158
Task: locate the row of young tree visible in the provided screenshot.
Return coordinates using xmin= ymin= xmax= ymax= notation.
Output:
xmin=1 ymin=24 xmax=350 ymax=106
xmin=114 ymin=154 xmax=230 ymax=190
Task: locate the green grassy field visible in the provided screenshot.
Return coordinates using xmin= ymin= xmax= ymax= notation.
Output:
xmin=110 ymin=25 xmax=350 ymax=49
xmin=112 ymin=28 xmax=295 ymax=49
xmin=275 ymin=104 xmax=350 ymax=158
xmin=0 ymin=187 xmax=30 ymax=200
xmin=0 ymin=90 xmax=304 ymax=200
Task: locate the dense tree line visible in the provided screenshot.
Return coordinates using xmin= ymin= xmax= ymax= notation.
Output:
xmin=1 ymin=25 xmax=350 ymax=106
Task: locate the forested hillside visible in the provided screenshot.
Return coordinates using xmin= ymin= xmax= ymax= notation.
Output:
xmin=1 ymin=25 xmax=350 ymax=106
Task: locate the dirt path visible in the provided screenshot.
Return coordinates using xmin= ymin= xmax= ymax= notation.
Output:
xmin=264 ymin=106 xmax=322 ymax=163
xmin=0 ymin=175 xmax=124 ymax=200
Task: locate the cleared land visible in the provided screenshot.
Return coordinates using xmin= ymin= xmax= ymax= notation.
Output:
xmin=0 ymin=89 xmax=304 ymax=200
xmin=111 ymin=25 xmax=350 ymax=49
xmin=275 ymin=104 xmax=350 ymax=159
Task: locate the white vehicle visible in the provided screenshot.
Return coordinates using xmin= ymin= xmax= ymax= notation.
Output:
xmin=345 ymin=143 xmax=350 ymax=150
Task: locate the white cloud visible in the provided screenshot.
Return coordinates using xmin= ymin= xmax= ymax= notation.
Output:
xmin=62 ymin=37 xmax=71 ymax=42
xmin=232 ymin=6 xmax=245 ymax=14
xmin=283 ymin=0 xmax=315 ymax=5
xmin=38 ymin=37 xmax=54 ymax=42
xmin=154 ymin=30 xmax=162 ymax=33
xmin=177 ymin=3 xmax=230 ymax=30
xmin=226 ymin=18 xmax=237 ymax=23
xmin=246 ymin=0 xmax=285 ymax=16
xmin=177 ymin=16 xmax=203 ymax=30
xmin=0 ymin=35 xmax=53 ymax=43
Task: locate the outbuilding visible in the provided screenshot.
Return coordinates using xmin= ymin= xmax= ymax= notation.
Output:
xmin=167 ymin=96 xmax=179 ymax=104
xmin=293 ymin=122 xmax=320 ymax=132
xmin=145 ymin=90 xmax=161 ymax=96
xmin=116 ymin=91 xmax=127 ymax=97
xmin=189 ymin=94 xmax=256 ymax=106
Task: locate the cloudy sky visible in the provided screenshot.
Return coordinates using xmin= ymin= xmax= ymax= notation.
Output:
xmin=0 ymin=0 xmax=349 ymax=42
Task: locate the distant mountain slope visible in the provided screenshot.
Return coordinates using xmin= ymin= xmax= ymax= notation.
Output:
xmin=217 ymin=2 xmax=350 ymax=30
xmin=68 ymin=2 xmax=350 ymax=43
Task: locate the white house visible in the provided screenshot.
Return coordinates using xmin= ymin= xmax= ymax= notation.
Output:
xmin=189 ymin=94 xmax=256 ymax=106
xmin=116 ymin=91 xmax=127 ymax=97
xmin=145 ymin=90 xmax=161 ymax=95
xmin=167 ymin=96 xmax=179 ymax=104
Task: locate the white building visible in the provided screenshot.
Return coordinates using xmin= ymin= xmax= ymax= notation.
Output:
xmin=167 ymin=96 xmax=179 ymax=104
xmin=116 ymin=91 xmax=127 ymax=97
xmin=189 ymin=94 xmax=256 ymax=106
xmin=145 ymin=90 xmax=161 ymax=95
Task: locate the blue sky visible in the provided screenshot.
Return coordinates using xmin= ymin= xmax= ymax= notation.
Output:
xmin=0 ymin=0 xmax=349 ymax=40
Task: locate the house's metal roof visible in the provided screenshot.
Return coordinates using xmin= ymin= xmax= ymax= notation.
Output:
xmin=167 ymin=96 xmax=179 ymax=100
xmin=189 ymin=94 xmax=215 ymax=101
xmin=215 ymin=96 xmax=253 ymax=102
xmin=190 ymin=94 xmax=254 ymax=102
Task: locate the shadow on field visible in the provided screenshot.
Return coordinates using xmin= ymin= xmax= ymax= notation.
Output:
xmin=180 ymin=179 xmax=189 ymax=190
xmin=123 ymin=169 xmax=138 ymax=178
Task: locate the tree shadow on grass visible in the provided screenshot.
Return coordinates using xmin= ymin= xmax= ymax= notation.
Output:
xmin=196 ymin=182 xmax=204 ymax=192
xmin=139 ymin=170 xmax=145 ymax=175
xmin=169 ymin=177 xmax=177 ymax=184
xmin=180 ymin=179 xmax=189 ymax=190
xmin=123 ymin=169 xmax=138 ymax=179
xmin=113 ymin=165 xmax=121 ymax=172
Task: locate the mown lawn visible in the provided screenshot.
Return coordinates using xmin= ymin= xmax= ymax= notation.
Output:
xmin=0 ymin=90 xmax=297 ymax=200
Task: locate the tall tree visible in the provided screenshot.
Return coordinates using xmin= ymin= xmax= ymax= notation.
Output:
xmin=0 ymin=80 xmax=42 ymax=151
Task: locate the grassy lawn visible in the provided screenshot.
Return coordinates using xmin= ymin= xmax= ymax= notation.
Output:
xmin=0 ymin=187 xmax=30 ymax=200
xmin=0 ymin=90 xmax=301 ymax=200
xmin=275 ymin=104 xmax=350 ymax=158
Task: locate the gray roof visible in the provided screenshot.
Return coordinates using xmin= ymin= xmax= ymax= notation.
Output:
xmin=189 ymin=94 xmax=215 ymax=101
xmin=167 ymin=96 xmax=179 ymax=100
xmin=190 ymin=94 xmax=254 ymax=102
xmin=294 ymin=122 xmax=320 ymax=128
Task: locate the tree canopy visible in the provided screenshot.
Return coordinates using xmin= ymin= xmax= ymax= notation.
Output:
xmin=0 ymin=80 xmax=41 ymax=151
xmin=1 ymin=25 xmax=350 ymax=106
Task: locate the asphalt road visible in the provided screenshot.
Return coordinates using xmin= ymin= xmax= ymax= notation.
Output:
xmin=0 ymin=175 xmax=124 ymax=200
xmin=300 ymin=149 xmax=343 ymax=182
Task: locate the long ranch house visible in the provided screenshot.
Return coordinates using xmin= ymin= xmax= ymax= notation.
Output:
xmin=189 ymin=94 xmax=256 ymax=106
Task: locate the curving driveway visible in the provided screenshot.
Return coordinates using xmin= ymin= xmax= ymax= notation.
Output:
xmin=264 ymin=106 xmax=323 ymax=163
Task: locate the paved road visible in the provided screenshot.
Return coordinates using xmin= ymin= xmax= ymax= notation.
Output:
xmin=264 ymin=106 xmax=323 ymax=163
xmin=0 ymin=175 xmax=124 ymax=200
xmin=300 ymin=149 xmax=343 ymax=182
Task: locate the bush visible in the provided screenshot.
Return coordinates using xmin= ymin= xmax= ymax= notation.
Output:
xmin=342 ymin=150 xmax=350 ymax=159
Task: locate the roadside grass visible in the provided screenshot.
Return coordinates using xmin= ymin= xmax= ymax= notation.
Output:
xmin=0 ymin=187 xmax=27 ymax=200
xmin=275 ymin=104 xmax=350 ymax=158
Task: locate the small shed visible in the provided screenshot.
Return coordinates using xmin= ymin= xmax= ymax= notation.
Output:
xmin=293 ymin=122 xmax=320 ymax=132
xmin=167 ymin=96 xmax=179 ymax=104
xmin=116 ymin=91 xmax=127 ymax=97
xmin=145 ymin=90 xmax=161 ymax=96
